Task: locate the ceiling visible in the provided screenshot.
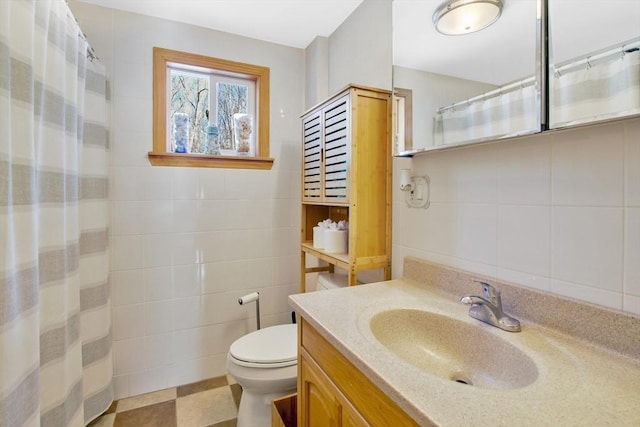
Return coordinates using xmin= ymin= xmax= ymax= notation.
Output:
xmin=77 ymin=0 xmax=363 ymax=49
xmin=78 ymin=0 xmax=640 ymax=86
xmin=76 ymin=0 xmax=532 ymax=84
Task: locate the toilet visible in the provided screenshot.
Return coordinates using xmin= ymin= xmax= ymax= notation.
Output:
xmin=227 ymin=324 xmax=297 ymax=427
xmin=226 ymin=274 xmax=349 ymax=427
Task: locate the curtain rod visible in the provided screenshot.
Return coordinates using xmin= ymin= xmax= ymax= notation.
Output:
xmin=437 ymin=75 xmax=537 ymax=114
xmin=64 ymin=1 xmax=99 ymax=61
xmin=554 ymin=38 xmax=639 ymax=76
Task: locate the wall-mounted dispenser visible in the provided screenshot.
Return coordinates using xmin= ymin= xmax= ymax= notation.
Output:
xmin=400 ymin=168 xmax=430 ymax=209
xmin=400 ymin=168 xmax=413 ymax=191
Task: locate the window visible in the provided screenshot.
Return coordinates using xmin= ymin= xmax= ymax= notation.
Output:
xmin=393 ymin=88 xmax=413 ymax=154
xmin=150 ymin=47 xmax=272 ymax=169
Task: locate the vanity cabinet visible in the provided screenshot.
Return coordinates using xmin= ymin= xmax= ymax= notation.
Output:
xmin=300 ymin=85 xmax=392 ymax=290
xmin=298 ymin=319 xmax=420 ymax=427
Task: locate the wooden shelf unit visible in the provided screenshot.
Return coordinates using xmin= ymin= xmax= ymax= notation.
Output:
xmin=300 ymin=85 xmax=392 ymax=291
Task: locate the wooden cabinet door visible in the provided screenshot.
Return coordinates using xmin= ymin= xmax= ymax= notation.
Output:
xmin=299 ymin=350 xmax=371 ymax=427
xmin=342 ymin=399 xmax=369 ymax=427
xmin=301 ymin=91 xmax=351 ymax=205
xmin=299 ymin=352 xmax=342 ymax=427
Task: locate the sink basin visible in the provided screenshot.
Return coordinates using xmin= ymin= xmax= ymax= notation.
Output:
xmin=369 ymin=309 xmax=538 ymax=390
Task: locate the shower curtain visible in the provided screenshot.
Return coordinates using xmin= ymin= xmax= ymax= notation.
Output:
xmin=433 ymin=76 xmax=539 ymax=146
xmin=550 ymin=39 xmax=640 ymax=128
xmin=1 ymin=0 xmax=113 ymax=426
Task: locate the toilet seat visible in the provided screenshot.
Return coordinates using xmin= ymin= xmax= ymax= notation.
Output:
xmin=229 ymin=324 xmax=297 ymax=368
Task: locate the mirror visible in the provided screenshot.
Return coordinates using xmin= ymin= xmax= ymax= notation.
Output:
xmin=393 ymin=0 xmax=541 ymax=155
xmin=548 ymin=0 xmax=640 ymax=128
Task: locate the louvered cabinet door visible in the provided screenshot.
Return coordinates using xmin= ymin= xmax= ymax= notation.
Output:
xmin=299 ymin=85 xmax=392 ymax=293
xmin=322 ymin=94 xmax=350 ymax=204
xmin=302 ymin=111 xmax=322 ymax=202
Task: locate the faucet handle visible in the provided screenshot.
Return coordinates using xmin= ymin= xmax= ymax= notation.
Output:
xmin=460 ymin=295 xmax=483 ymax=305
xmin=473 ymin=280 xmax=502 ymax=308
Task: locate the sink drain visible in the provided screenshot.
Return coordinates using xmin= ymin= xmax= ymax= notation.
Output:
xmin=450 ymin=374 xmax=473 ymax=386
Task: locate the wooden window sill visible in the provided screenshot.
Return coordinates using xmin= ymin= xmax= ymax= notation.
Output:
xmin=148 ymin=152 xmax=274 ymax=169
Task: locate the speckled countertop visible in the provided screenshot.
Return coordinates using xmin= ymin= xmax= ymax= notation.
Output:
xmin=289 ymin=259 xmax=640 ymax=426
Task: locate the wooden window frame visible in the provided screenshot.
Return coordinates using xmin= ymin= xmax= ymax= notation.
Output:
xmin=149 ymin=47 xmax=273 ymax=169
xmin=393 ymin=87 xmax=413 ymax=153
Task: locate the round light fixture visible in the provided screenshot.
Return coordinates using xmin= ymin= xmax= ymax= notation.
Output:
xmin=433 ymin=0 xmax=503 ymax=36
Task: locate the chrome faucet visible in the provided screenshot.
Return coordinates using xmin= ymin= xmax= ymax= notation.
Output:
xmin=460 ymin=281 xmax=521 ymax=332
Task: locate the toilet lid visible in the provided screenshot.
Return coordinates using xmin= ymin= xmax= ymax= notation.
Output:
xmin=230 ymin=324 xmax=297 ymax=366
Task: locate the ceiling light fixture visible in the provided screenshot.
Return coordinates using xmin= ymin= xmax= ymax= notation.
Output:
xmin=433 ymin=0 xmax=503 ymax=36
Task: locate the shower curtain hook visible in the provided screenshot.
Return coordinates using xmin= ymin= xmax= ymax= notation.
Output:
xmin=586 ymin=56 xmax=592 ymax=70
xmin=554 ymin=66 xmax=562 ymax=78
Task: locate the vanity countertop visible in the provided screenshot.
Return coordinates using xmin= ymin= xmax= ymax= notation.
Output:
xmin=289 ymin=276 xmax=640 ymax=426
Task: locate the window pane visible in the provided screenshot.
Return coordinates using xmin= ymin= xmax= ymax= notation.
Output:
xmin=169 ymin=69 xmax=210 ymax=153
xmin=216 ymin=82 xmax=248 ymax=150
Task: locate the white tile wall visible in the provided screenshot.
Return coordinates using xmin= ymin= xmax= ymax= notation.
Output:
xmin=454 ymin=146 xmax=499 ymax=204
xmin=625 ymin=208 xmax=640 ymax=297
xmin=114 ymin=304 xmax=145 ymax=340
xmin=498 ymin=135 xmax=551 ymax=205
xmin=70 ymin=1 xmax=304 ymax=399
xmin=551 ymin=206 xmax=623 ymax=293
xmin=625 ymin=295 xmax=640 ymax=314
xmin=625 ymin=119 xmax=640 ymax=205
xmin=455 ymin=204 xmax=498 ymax=265
xmin=115 ymin=338 xmax=146 ymax=376
xmin=551 ymin=123 xmax=624 ymax=207
xmin=111 ymin=270 xmax=144 ymax=306
xmin=111 ymin=236 xmax=143 ymax=271
xmin=393 ymin=117 xmax=640 ymax=316
xmin=550 ymin=278 xmax=623 ymax=309
xmin=498 ymin=205 xmax=550 ymax=277
xmin=144 ymin=267 xmax=173 ymax=301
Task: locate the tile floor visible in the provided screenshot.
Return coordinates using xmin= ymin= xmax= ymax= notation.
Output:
xmin=88 ymin=375 xmax=242 ymax=427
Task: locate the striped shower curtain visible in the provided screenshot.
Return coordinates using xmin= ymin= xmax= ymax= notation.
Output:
xmin=1 ymin=0 xmax=113 ymax=426
xmin=550 ymin=38 xmax=640 ymax=128
xmin=433 ymin=76 xmax=539 ymax=146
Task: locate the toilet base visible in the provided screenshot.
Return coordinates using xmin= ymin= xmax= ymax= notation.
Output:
xmin=236 ymin=387 xmax=296 ymax=427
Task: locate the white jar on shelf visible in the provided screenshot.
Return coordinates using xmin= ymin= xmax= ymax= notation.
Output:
xmin=233 ymin=113 xmax=253 ymax=155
